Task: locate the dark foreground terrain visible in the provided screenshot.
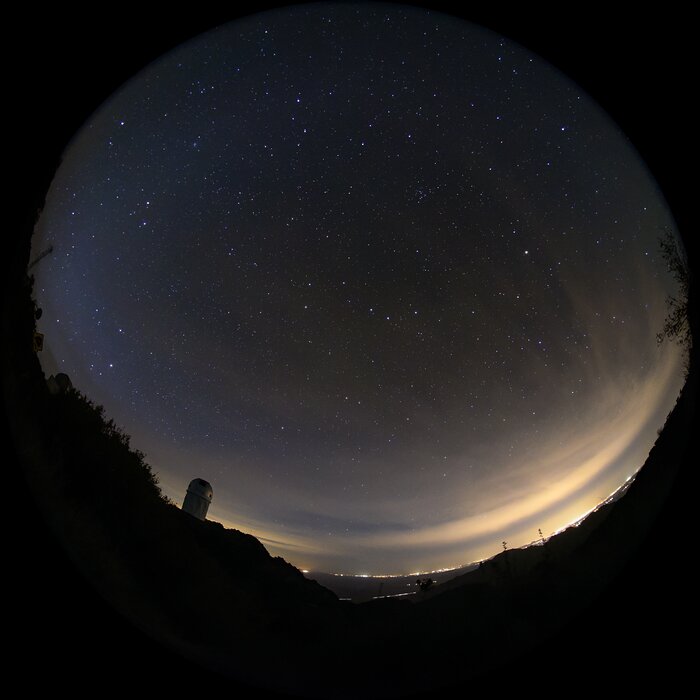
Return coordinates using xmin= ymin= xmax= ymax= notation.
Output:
xmin=5 ymin=221 xmax=697 ymax=698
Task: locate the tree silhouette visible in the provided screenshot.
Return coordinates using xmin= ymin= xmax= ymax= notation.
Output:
xmin=656 ymin=229 xmax=692 ymax=376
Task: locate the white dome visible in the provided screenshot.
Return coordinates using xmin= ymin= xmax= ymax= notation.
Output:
xmin=187 ymin=478 xmax=213 ymax=503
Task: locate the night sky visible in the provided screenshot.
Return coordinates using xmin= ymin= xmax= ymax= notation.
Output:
xmin=32 ymin=2 xmax=684 ymax=575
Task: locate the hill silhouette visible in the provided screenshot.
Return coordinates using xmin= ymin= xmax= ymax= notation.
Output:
xmin=4 ymin=211 xmax=697 ymax=697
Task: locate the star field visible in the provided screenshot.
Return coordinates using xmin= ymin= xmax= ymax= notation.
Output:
xmin=33 ymin=3 xmax=684 ymax=574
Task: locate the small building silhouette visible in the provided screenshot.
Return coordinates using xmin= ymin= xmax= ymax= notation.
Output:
xmin=47 ymin=373 xmax=73 ymax=395
xmin=182 ymin=478 xmax=213 ymax=520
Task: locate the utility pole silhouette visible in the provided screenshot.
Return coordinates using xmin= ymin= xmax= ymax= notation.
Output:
xmin=28 ymin=244 xmax=54 ymax=271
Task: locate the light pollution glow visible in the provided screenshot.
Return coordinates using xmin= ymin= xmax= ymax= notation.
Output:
xmin=156 ymin=334 xmax=683 ymax=575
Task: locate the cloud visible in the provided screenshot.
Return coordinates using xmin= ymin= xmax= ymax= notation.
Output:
xmin=199 ymin=338 xmax=681 ymax=572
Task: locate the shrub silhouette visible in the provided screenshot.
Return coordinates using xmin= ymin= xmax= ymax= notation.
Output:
xmin=657 ymin=229 xmax=692 ymax=375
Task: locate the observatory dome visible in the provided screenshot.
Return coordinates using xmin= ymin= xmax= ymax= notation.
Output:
xmin=182 ymin=478 xmax=213 ymax=520
xmin=187 ymin=478 xmax=213 ymax=502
